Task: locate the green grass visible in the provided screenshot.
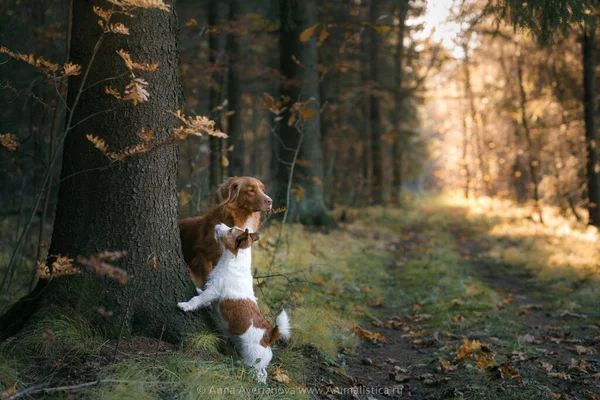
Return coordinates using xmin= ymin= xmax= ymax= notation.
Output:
xmin=1 ymin=195 xmax=598 ymax=399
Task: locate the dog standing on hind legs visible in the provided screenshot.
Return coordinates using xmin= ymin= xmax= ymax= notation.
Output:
xmin=178 ymin=176 xmax=273 ymax=290
xmin=177 ymin=223 xmax=290 ymax=383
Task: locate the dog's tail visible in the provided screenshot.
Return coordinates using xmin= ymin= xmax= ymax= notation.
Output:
xmin=268 ymin=309 xmax=291 ymax=345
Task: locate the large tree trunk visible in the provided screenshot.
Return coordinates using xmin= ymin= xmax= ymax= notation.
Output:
xmin=274 ymin=0 xmax=335 ymax=227
xmin=226 ymin=0 xmax=245 ymax=177
xmin=369 ymin=0 xmax=384 ymax=205
xmin=583 ymin=21 xmax=600 ymax=227
xmin=0 ymin=0 xmax=203 ymax=343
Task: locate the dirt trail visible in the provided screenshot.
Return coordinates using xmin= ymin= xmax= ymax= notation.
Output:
xmin=341 ymin=209 xmax=600 ymax=400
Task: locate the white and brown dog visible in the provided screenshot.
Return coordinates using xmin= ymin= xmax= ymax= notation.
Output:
xmin=177 ymin=223 xmax=290 ymax=383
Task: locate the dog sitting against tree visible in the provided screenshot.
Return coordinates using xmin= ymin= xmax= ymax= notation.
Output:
xmin=177 ymin=223 xmax=290 ymax=384
xmin=178 ymin=176 xmax=272 ymax=289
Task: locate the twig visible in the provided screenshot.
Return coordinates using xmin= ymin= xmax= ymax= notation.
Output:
xmin=153 ymin=324 xmax=166 ymax=366
xmin=6 ymin=381 xmax=99 ymax=400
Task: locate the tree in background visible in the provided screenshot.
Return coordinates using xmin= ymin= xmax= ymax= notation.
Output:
xmin=488 ymin=0 xmax=599 ymax=226
xmin=274 ymin=0 xmax=335 ymax=227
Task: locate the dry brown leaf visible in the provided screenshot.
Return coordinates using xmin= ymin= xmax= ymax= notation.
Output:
xmin=455 ymin=338 xmax=481 ymax=360
xmin=548 ymin=371 xmax=572 ymax=380
xmin=0 ymin=133 xmax=19 ymax=151
xmin=1 ymin=382 xmax=17 ymax=399
xmin=123 ymin=77 xmax=150 ymax=105
xmin=476 ymin=352 xmax=497 ymax=369
xmin=540 ymin=361 xmax=553 ymax=373
xmin=568 ymin=357 xmax=591 ymax=373
xmin=271 ymin=368 xmax=291 ymax=384
xmin=354 ymin=325 xmax=387 ymax=343
xmin=299 ymin=23 xmax=320 ymax=42
xmin=574 ymin=345 xmax=596 ymax=355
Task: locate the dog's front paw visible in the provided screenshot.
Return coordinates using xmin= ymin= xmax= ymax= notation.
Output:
xmin=178 ymin=302 xmax=193 ymax=312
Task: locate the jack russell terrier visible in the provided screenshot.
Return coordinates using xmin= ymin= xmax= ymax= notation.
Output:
xmin=177 ymin=223 xmax=290 ymax=383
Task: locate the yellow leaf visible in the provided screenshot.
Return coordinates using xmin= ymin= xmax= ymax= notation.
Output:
xmin=300 ymin=107 xmax=314 ymax=120
xmin=455 ymin=338 xmax=481 ymax=360
xmin=299 ymin=23 xmax=320 ymax=42
xmin=287 ymin=112 xmax=297 ymax=127
xmin=476 ymin=352 xmax=497 ymax=369
xmin=221 ymin=155 xmax=229 ymax=167
xmin=185 ymin=18 xmax=197 ymax=27
xmin=318 ymin=25 xmax=329 ymax=44
xmin=375 ymin=25 xmax=391 ymax=34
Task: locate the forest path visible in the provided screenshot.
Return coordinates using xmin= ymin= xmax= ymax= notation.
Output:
xmin=341 ymin=203 xmax=599 ymax=400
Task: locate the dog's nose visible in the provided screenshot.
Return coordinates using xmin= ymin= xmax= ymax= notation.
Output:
xmin=264 ymin=197 xmax=272 ymax=207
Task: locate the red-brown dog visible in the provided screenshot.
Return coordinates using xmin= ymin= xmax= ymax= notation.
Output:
xmin=178 ymin=176 xmax=272 ymax=288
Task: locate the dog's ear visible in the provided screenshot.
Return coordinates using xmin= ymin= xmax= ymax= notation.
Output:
xmin=235 ymin=228 xmax=249 ymax=248
xmin=249 ymin=232 xmax=260 ymax=243
xmin=218 ymin=177 xmax=240 ymax=205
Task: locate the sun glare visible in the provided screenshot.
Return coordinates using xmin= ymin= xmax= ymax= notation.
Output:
xmin=421 ymin=0 xmax=465 ymax=58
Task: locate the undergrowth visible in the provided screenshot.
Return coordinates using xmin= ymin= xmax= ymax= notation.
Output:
xmin=1 ymin=194 xmax=598 ymax=399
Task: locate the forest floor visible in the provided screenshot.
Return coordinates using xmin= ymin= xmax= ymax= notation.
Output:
xmin=340 ymin=199 xmax=600 ymax=400
xmin=1 ymin=195 xmax=599 ymax=399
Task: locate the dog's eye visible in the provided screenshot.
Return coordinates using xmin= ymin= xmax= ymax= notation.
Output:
xmin=249 ymin=187 xmax=255 ymax=192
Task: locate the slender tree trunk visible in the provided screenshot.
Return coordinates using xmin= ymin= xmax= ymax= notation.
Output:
xmin=0 ymin=0 xmax=203 ymax=342
xmin=369 ymin=0 xmax=384 ymax=205
xmin=392 ymin=2 xmax=409 ymax=204
xmin=209 ymin=0 xmax=226 ymax=200
xmin=275 ymin=0 xmax=335 ymax=227
xmin=462 ymin=43 xmax=491 ymax=196
xmin=360 ymin=22 xmax=372 ymax=206
xmin=461 ymin=103 xmax=471 ymax=199
xmin=583 ymin=21 xmax=600 ymax=227
xmin=226 ymin=0 xmax=245 ymax=177
xmin=516 ymin=52 xmax=544 ymax=223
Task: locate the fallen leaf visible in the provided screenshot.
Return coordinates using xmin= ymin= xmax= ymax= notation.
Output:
xmin=271 ymin=368 xmax=291 ymax=384
xmin=568 ymin=357 xmax=591 ymax=373
xmin=540 ymin=361 xmax=553 ymax=373
xmin=451 ymin=298 xmax=464 ymax=306
xmin=452 ymin=314 xmax=465 ymax=322
xmin=354 ymin=325 xmax=386 ymax=343
xmin=455 ymin=338 xmax=481 ymax=360
xmin=1 ymin=382 xmax=17 ymax=399
xmin=368 ymin=296 xmax=384 ymax=308
xmin=574 ymin=345 xmax=596 ymax=355
xmin=476 ymin=352 xmax=497 ymax=369
xmin=548 ymin=371 xmax=572 ymax=380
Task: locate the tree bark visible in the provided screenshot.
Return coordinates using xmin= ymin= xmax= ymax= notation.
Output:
xmin=369 ymin=0 xmax=384 ymax=205
xmin=391 ymin=2 xmax=409 ymax=204
xmin=275 ymin=0 xmax=335 ymax=227
xmin=583 ymin=21 xmax=600 ymax=227
xmin=0 ymin=0 xmax=204 ymax=343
